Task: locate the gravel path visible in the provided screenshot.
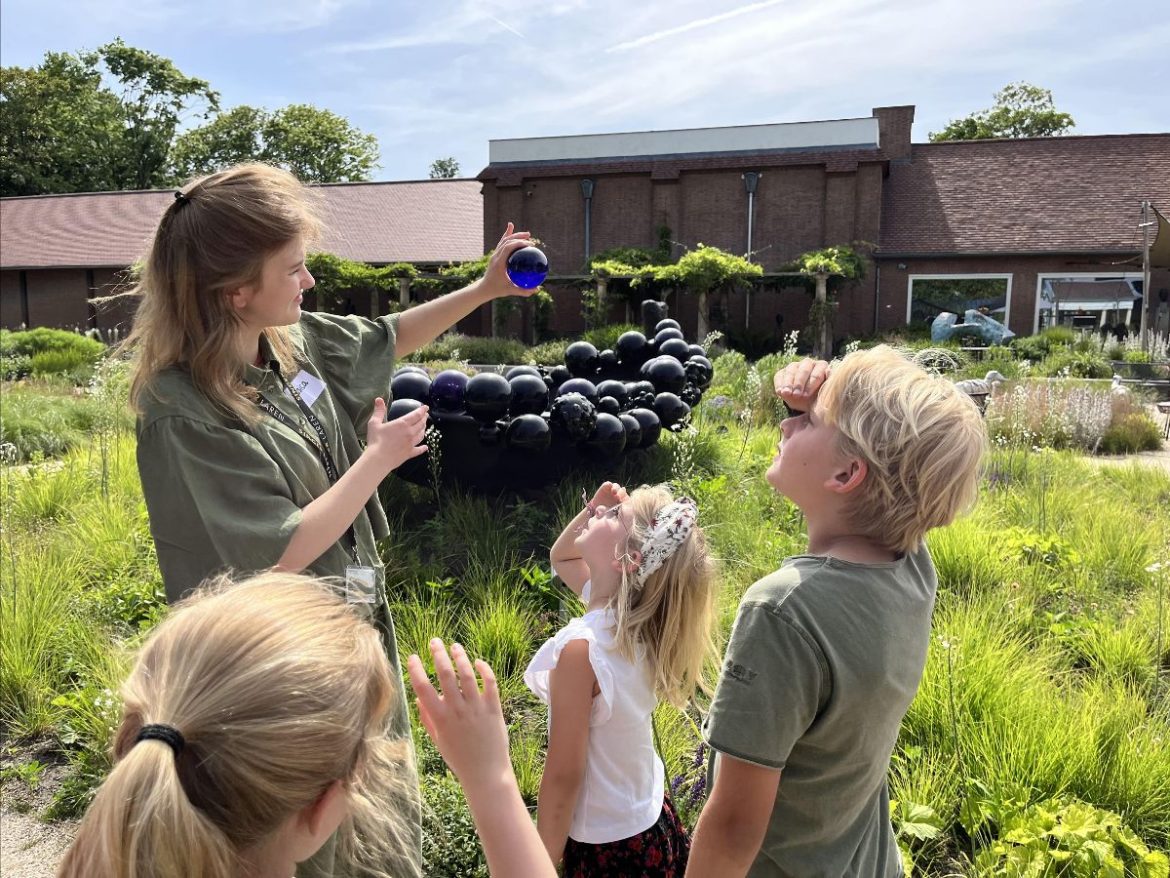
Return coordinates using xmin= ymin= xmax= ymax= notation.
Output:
xmin=1 ymin=761 xmax=79 ymax=878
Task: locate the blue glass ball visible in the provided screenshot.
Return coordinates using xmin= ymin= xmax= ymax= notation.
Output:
xmin=506 ymin=246 xmax=549 ymax=289
xmin=430 ymin=369 xmax=469 ymax=414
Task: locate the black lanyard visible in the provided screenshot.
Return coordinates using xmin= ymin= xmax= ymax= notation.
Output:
xmin=254 ymin=365 xmax=360 ymax=566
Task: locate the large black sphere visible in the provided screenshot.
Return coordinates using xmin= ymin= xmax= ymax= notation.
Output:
xmin=505 ymin=365 xmax=542 ymax=381
xmin=640 ymin=356 xmax=687 ymax=395
xmin=391 ymin=369 xmax=432 ymax=403
xmin=387 ymin=398 xmax=425 ymax=421
xmin=597 ymin=396 xmax=621 ymax=416
xmin=396 ymin=364 xmax=429 ymax=375
xmin=654 ymin=327 xmax=685 ymax=346
xmin=655 ymin=318 xmax=682 ymax=333
xmin=508 ymin=373 xmax=549 ymax=416
xmin=505 ymin=414 xmax=551 ymax=453
xmin=465 ymin=373 xmax=512 ymax=423
xmin=564 ymin=341 xmax=600 ymax=377
xmin=626 ymin=380 xmax=657 ymax=408
xmin=627 ymin=407 xmax=662 ymax=448
xmin=583 ymin=413 xmax=627 ymax=458
xmin=680 ymin=383 xmax=702 ymax=407
xmin=550 ymin=392 xmax=597 ymax=442
xmin=687 ymin=344 xmax=707 ymax=359
xmin=658 ymin=338 xmax=692 ymax=362
xmin=619 ymin=413 xmax=643 ymax=449
xmin=653 ymin=392 xmax=691 ymax=430
xmin=548 ymin=365 xmax=573 ymax=388
xmin=685 ymin=355 xmax=714 ymax=390
xmin=429 ymin=369 xmax=468 ymax=413
xmin=615 ymin=331 xmax=650 ymax=366
xmin=596 ymin=380 xmax=629 ymax=407
xmin=558 ymin=378 xmax=599 ymax=405
xmin=598 ymin=349 xmax=619 ymax=373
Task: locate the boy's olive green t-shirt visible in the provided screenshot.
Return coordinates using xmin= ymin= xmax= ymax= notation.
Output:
xmin=703 ymin=546 xmax=937 ymax=878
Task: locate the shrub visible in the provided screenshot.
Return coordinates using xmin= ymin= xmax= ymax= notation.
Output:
xmin=985 ymin=381 xmax=1113 ymax=451
xmin=1 ymin=328 xmax=105 ymax=381
xmin=404 ymin=333 xmax=529 ymax=366
xmin=1099 ymin=411 xmax=1164 ymax=454
xmin=421 ymin=774 xmax=490 ymax=878
xmin=525 ymin=339 xmax=569 ymax=366
xmin=1035 ymin=349 xmax=1111 ymax=379
xmin=583 ymin=322 xmax=641 ymax=352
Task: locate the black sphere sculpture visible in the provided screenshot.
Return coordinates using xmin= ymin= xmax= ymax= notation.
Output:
xmin=548 ymin=365 xmax=573 ymax=388
xmin=596 ymin=380 xmax=629 ymax=408
xmin=505 ymin=414 xmax=551 ymax=453
xmin=641 ymin=356 xmax=687 ymax=395
xmin=654 ymin=327 xmax=685 ymax=346
xmin=550 ymin=392 xmax=597 ymax=442
xmin=597 ymin=396 xmax=621 ymax=416
xmin=680 ymin=383 xmax=702 ymax=407
xmin=558 ymin=378 xmax=599 ymax=405
xmin=505 ymin=365 xmax=542 ymax=380
xmin=387 ymin=397 xmax=425 ymax=420
xmin=583 ymin=413 xmax=627 ymax=458
xmin=615 ymin=331 xmax=650 ymax=367
xmin=391 ymin=369 xmax=432 ymax=403
xmin=619 ymin=412 xmax=643 ymax=449
xmin=465 ymin=373 xmax=512 ymax=423
xmin=653 ymin=392 xmax=691 ymax=431
xmin=657 ymin=338 xmax=692 ymax=362
xmin=627 ymin=407 xmax=662 ymax=448
xmin=429 ymin=370 xmax=468 ymax=414
xmin=564 ymin=341 xmax=601 ymax=377
xmin=598 ymin=349 xmax=619 ymax=371
xmin=508 ymin=373 xmax=549 ymax=416
xmin=626 ymin=380 xmax=657 ymax=408
xmin=684 ymin=355 xmax=714 ymax=390
xmin=655 ymin=318 xmax=682 ymax=333
xmin=687 ymin=344 xmax=706 ymax=359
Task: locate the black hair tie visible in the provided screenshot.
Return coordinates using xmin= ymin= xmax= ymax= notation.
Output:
xmin=173 ymin=190 xmax=190 ymax=206
xmin=136 ymin=723 xmax=186 ymax=756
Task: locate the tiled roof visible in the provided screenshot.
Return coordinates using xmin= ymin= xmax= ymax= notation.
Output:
xmin=0 ymin=179 xmax=484 ymax=269
xmin=879 ymin=134 xmax=1170 ymax=256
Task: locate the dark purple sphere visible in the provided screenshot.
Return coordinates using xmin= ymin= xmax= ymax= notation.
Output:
xmin=429 ymin=369 xmax=469 ymax=414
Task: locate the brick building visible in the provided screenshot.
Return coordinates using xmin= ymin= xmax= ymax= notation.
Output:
xmin=478 ymin=106 xmax=1169 ymax=343
xmin=0 ymin=179 xmax=484 ymax=333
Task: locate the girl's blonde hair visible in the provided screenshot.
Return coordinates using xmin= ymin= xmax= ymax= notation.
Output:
xmin=57 ymin=572 xmax=418 ymax=878
xmin=124 ymin=163 xmax=322 ymax=423
xmin=816 ymin=345 xmax=988 ymax=555
xmin=610 ymin=485 xmax=719 ymax=709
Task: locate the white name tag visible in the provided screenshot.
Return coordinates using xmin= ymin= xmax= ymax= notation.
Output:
xmin=285 ymin=370 xmax=326 ymax=407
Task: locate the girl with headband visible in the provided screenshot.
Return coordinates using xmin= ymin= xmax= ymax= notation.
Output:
xmin=524 ymin=482 xmax=719 ymax=877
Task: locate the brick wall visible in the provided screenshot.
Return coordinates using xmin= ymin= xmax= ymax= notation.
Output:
xmin=0 ymin=271 xmax=25 ymax=329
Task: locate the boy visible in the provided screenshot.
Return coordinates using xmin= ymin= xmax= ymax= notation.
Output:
xmin=687 ymin=347 xmax=987 ymax=877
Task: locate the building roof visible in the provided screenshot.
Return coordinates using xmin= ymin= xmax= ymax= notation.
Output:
xmin=0 ymin=179 xmax=484 ymax=270
xmin=879 ymin=134 xmax=1170 ymax=257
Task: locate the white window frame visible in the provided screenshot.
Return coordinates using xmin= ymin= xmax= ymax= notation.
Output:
xmin=906 ymin=274 xmax=1014 ymax=331
xmin=1032 ymin=271 xmax=1143 ymax=335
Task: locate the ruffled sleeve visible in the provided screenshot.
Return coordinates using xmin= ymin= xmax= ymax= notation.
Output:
xmin=524 ymin=614 xmax=616 ymax=726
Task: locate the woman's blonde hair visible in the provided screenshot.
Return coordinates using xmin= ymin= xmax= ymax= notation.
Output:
xmin=610 ymin=485 xmax=719 ymax=709
xmin=816 ymin=345 xmax=988 ymax=556
xmin=57 ymin=572 xmax=418 ymax=878
xmin=124 ymin=163 xmax=322 ymax=423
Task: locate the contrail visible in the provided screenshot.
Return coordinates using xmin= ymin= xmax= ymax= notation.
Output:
xmin=486 ymin=12 xmax=526 ymax=38
xmin=606 ymin=0 xmax=784 ymax=52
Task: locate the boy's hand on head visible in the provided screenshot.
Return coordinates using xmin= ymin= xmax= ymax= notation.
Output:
xmin=407 ymin=641 xmax=514 ymax=794
xmin=481 ymin=222 xmax=537 ymax=300
xmin=774 ymin=359 xmax=831 ymax=413
xmin=366 ymin=399 xmax=428 ymax=472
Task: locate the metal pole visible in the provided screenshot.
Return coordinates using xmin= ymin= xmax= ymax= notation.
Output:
xmin=1140 ymin=200 xmax=1152 ymax=351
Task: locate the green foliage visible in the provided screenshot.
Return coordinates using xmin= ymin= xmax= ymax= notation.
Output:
xmin=1011 ymin=327 xmax=1078 ymax=362
xmin=428 ymin=157 xmax=460 ymax=179
xmin=1035 ymin=349 xmax=1111 ymax=379
xmin=305 ymin=252 xmax=412 ymax=310
xmin=421 ymin=774 xmax=491 ymax=877
xmin=1 ymin=326 xmax=106 ymax=382
xmin=1099 ymin=411 xmax=1164 ymax=455
xmin=583 ymin=323 xmax=642 ymax=352
xmin=524 ymin=339 xmax=570 ymax=366
xmin=170 ymin=103 xmax=380 ymax=183
xmin=655 ymin=244 xmax=762 ymax=295
xmin=403 ymin=333 xmax=529 ymax=366
xmin=930 ymin=82 xmax=1076 ymax=142
xmin=791 ymin=244 xmax=866 ymax=281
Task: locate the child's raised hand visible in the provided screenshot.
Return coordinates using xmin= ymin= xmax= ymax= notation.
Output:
xmin=365 ymin=399 xmax=428 ymax=473
xmin=774 ymin=359 xmax=831 ymax=413
xmin=408 ymin=640 xmax=513 ymax=794
xmin=481 ymin=222 xmax=537 ymax=299
xmin=587 ymin=481 xmax=627 ymax=515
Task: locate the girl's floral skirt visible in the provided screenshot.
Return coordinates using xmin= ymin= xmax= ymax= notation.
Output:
xmin=563 ymin=796 xmax=689 ymax=877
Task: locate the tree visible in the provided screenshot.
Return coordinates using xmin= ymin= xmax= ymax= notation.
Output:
xmin=170 ymin=104 xmax=380 ymax=183
xmin=793 ymin=245 xmax=866 ymax=358
xmin=0 ymin=40 xmax=218 ymax=194
xmin=428 ymin=157 xmax=460 ymax=179
xmin=0 ymin=53 xmax=125 ymax=195
xmin=654 ymin=245 xmax=762 ymax=339
xmin=929 ymin=82 xmax=1075 ymax=142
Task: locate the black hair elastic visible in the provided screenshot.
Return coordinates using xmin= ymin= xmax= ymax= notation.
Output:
xmin=136 ymin=723 xmax=186 ymax=756
xmin=173 ymin=190 xmax=190 ymax=207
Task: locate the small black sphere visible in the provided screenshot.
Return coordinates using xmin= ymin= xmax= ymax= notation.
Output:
xmin=548 ymin=365 xmax=573 ymax=388
xmin=558 ymin=378 xmax=599 ymax=405
xmin=653 ymin=392 xmax=691 ymax=430
xmin=387 ymin=398 xmax=425 ymax=421
xmin=597 ymin=396 xmax=621 ymax=416
xmin=619 ymin=413 xmax=643 ymax=449
xmin=564 ymin=341 xmax=601 ymax=377
xmin=615 ymin=331 xmax=650 ymax=366
xmin=687 ymin=344 xmax=706 ymax=359
xmin=505 ymin=365 xmax=543 ymax=381
xmin=654 ymin=327 xmax=685 ymax=346
xmin=684 ymin=355 xmax=714 ymax=390
xmin=658 ymin=338 xmax=692 ymax=362
xmin=390 ymin=369 xmax=432 ymax=403
xmin=505 ymin=414 xmax=552 ymax=453
xmin=596 ymin=380 xmax=629 ymax=407
xmin=640 ymin=356 xmax=687 ymax=395
xmin=550 ymin=392 xmax=597 ymax=442
xmin=626 ymin=380 xmax=657 ymax=408
xmin=508 ymin=373 xmax=549 ymax=416
xmin=655 ymin=318 xmax=682 ymax=333
xmin=598 ymin=349 xmax=620 ymax=374
xmin=680 ymin=383 xmax=702 ymax=407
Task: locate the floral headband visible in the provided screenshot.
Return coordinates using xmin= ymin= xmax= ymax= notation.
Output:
xmin=635 ymin=497 xmax=698 ymax=586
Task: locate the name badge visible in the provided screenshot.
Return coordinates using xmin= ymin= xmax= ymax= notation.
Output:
xmin=285 ymin=370 xmax=326 ymax=407
xmin=345 ymin=565 xmax=378 ymax=610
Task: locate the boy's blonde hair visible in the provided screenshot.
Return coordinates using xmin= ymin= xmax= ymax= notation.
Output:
xmin=57 ymin=572 xmax=418 ymax=878
xmin=816 ymin=345 xmax=987 ymax=556
xmin=124 ymin=163 xmax=322 ymax=423
xmin=610 ymin=485 xmax=719 ymax=709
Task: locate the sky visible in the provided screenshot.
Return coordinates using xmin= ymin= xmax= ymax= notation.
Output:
xmin=3 ymin=0 xmax=1167 ymax=182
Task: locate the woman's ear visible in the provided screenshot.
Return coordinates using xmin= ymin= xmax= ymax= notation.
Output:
xmin=612 ymin=548 xmax=642 ymax=573
xmin=227 ymin=284 xmax=252 ymax=312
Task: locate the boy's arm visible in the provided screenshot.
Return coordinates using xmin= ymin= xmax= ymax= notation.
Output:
xmin=686 ymin=755 xmax=782 ymax=878
xmin=536 ymin=639 xmax=596 ymax=864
